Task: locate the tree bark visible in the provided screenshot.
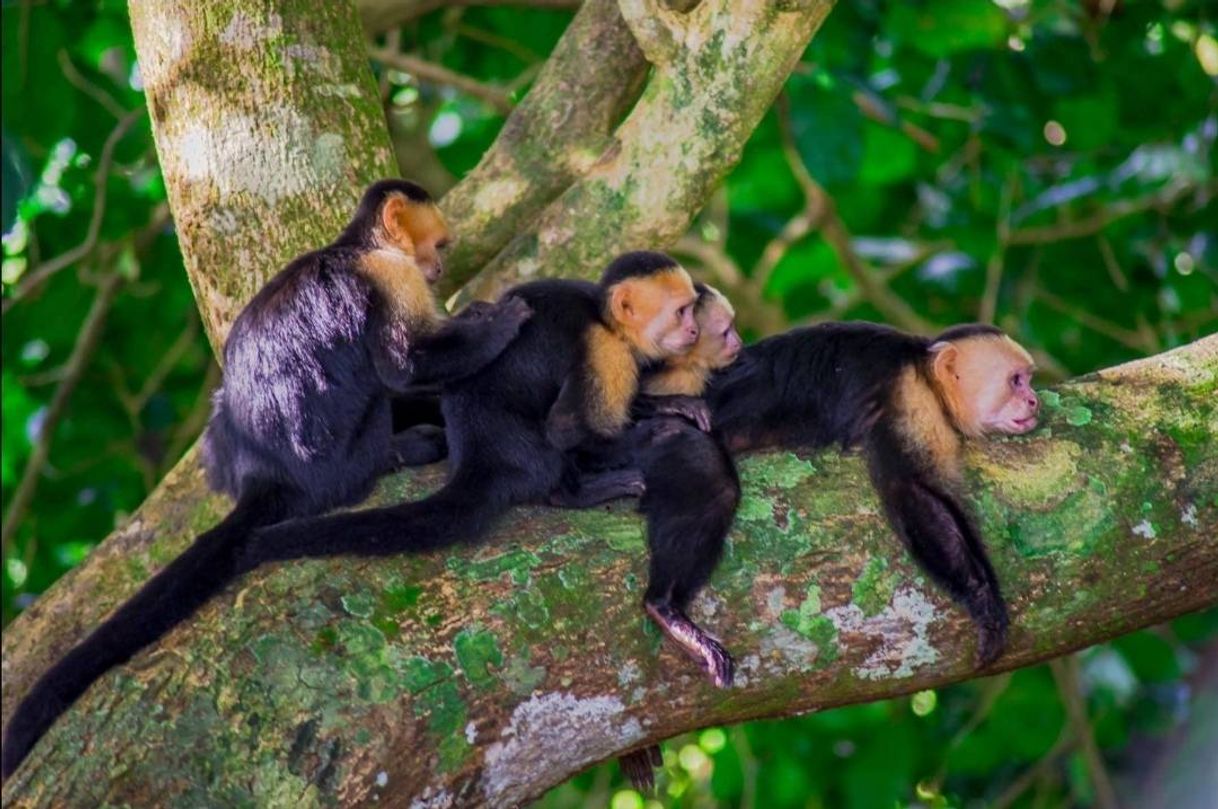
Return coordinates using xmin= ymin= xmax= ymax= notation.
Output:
xmin=454 ymin=0 xmax=836 ymax=303
xmin=3 ymin=337 xmax=1215 ymax=806
xmin=128 ymin=0 xmax=399 ymax=351
xmin=4 ymin=0 xmax=1218 ymax=805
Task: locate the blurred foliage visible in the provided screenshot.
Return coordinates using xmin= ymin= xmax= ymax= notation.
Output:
xmin=2 ymin=0 xmax=1216 ymax=806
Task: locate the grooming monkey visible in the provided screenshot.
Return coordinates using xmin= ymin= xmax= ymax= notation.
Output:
xmin=1 ymin=180 xmax=530 ymax=779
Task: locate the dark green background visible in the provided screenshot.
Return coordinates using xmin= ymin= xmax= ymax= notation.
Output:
xmin=3 ymin=1 xmax=1215 ymax=806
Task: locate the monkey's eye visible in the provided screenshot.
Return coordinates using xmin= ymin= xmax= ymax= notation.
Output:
xmin=677 ymin=305 xmax=690 ymax=320
xmin=1010 ymin=372 xmax=1023 ymax=388
xmin=436 ymin=239 xmax=451 ymax=251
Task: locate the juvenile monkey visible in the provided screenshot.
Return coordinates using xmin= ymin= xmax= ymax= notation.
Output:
xmin=1 ymin=180 xmax=530 ymax=779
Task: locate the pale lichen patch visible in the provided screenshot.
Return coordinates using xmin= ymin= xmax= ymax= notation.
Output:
xmin=481 ymin=693 xmax=645 ymax=805
xmin=827 ymin=587 xmax=941 ymax=681
xmin=409 ymin=787 xmax=454 ymax=809
xmin=1132 ymin=520 xmax=1157 ymax=539
xmin=165 ymin=105 xmax=348 ymax=204
xmin=1181 ymin=503 xmax=1198 ymax=528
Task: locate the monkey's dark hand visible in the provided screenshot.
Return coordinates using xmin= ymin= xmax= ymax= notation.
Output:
xmin=649 ymin=395 xmax=712 ymax=432
xmin=452 ymin=300 xmax=497 ymax=321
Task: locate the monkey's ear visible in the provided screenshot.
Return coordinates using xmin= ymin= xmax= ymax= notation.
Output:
xmin=930 ymin=341 xmax=959 ymax=383
xmin=381 ymin=195 xmax=416 ymax=254
xmin=609 ymin=283 xmax=636 ymax=324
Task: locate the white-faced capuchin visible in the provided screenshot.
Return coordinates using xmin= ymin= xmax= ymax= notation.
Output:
xmin=240 ymin=252 xmax=702 ymax=567
xmin=0 ymin=179 xmax=532 ymax=779
xmin=604 ymin=285 xmax=743 ymax=793
xmin=707 ymin=322 xmax=1039 ymax=668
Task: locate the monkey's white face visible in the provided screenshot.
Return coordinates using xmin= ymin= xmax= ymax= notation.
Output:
xmin=692 ymin=295 xmax=742 ymax=369
xmin=613 ymin=266 xmax=700 ymax=359
xmin=935 ymin=335 xmax=1039 ymax=436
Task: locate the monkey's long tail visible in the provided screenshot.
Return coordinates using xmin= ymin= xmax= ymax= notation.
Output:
xmin=241 ymin=463 xmax=508 ymax=568
xmin=1 ymin=481 xmax=293 ymax=780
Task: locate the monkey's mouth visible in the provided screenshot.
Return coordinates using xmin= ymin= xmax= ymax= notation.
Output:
xmin=1008 ymin=415 xmax=1038 ymax=433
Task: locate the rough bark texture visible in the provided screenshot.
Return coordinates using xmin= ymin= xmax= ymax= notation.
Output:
xmin=432 ymin=0 xmax=649 ymax=297
xmin=2 ymin=338 xmax=1215 ymax=807
xmin=128 ymin=0 xmax=399 ymax=351
xmin=454 ymin=0 xmax=836 ymax=303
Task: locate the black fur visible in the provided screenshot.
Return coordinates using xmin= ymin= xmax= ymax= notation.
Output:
xmin=705 ymin=321 xmax=1009 ymax=666
xmin=1 ymin=181 xmax=527 ymax=779
xmin=600 ymin=250 xmax=680 ymax=286
xmin=242 ymin=277 xmax=647 ymax=567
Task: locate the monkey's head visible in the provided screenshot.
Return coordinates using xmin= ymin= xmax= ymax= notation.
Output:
xmin=601 ymin=251 xmax=700 ymax=360
xmin=360 ymin=179 xmax=451 ymax=282
xmin=929 ymin=325 xmax=1039 ymax=437
xmin=689 ymin=284 xmax=743 ymax=370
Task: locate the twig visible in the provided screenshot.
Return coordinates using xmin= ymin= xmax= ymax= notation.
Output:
xmin=371 ymin=48 xmax=514 ymax=113
xmin=360 ymin=0 xmax=581 ymax=32
xmin=776 ymin=94 xmax=934 ymax=333
xmin=1050 ymin=656 xmax=1120 ymax=809
xmin=979 ymin=176 xmax=1015 ymax=324
xmin=1006 ymin=180 xmax=1211 ymax=246
xmin=990 ymin=724 xmax=1077 ymax=809
xmin=1 ymin=272 xmax=124 ymax=559
xmin=731 ymin=726 xmax=759 ymax=809
xmin=1034 ymin=285 xmax=1157 ymax=354
xmin=3 ymin=107 xmax=145 ymax=311
xmin=57 ymin=49 xmax=127 ymax=120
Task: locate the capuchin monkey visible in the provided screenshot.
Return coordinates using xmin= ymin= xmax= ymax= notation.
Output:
xmin=0 ymin=180 xmax=531 ymax=779
xmin=610 ymin=285 xmax=743 ymax=793
xmin=708 ymin=322 xmax=1039 ymax=668
xmin=620 ymin=320 xmax=1035 ymax=792
xmin=241 ymin=252 xmax=701 ymax=566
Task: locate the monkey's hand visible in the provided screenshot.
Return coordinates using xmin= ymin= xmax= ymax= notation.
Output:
xmin=452 ymin=300 xmax=496 ymax=321
xmin=646 ymin=395 xmax=712 ymax=432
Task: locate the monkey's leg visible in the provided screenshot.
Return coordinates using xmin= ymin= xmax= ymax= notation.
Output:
xmin=380 ymin=425 xmax=448 ymax=471
xmin=548 ymin=469 xmax=645 ymax=508
xmin=645 ymin=600 xmax=734 ymax=688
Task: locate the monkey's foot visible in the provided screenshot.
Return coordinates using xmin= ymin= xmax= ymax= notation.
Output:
xmin=618 ymin=745 xmax=663 ymax=792
xmin=646 ymin=602 xmax=735 ymax=688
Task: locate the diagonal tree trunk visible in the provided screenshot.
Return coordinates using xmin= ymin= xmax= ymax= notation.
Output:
xmin=3 ymin=0 xmax=1216 ymax=805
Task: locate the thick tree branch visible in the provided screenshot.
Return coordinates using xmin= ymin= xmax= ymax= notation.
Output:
xmin=455 ymin=0 xmax=836 ymax=303
xmin=3 ymin=337 xmax=1215 ymax=806
xmin=433 ymin=0 xmax=650 ymax=297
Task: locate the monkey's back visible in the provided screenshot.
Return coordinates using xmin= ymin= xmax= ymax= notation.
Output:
xmin=708 ymin=321 xmax=931 ymax=451
xmin=203 ymin=249 xmax=386 ymax=505
xmin=439 ymin=279 xmax=603 ymax=495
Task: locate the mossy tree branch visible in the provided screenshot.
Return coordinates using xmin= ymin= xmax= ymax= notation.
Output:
xmin=4 ymin=0 xmax=1217 ymax=804
xmin=3 ymin=338 xmax=1215 ymax=805
xmin=455 ymin=0 xmax=836 ymax=302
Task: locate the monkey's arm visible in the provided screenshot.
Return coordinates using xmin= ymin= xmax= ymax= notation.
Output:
xmin=873 ymin=463 xmax=1008 ymax=667
xmin=631 ymin=394 xmax=711 ymax=432
xmin=372 ymin=297 xmax=532 ymax=390
xmin=545 ymin=374 xmax=591 ymax=451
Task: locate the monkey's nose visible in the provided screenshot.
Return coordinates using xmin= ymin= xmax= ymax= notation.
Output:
xmin=1028 ymin=395 xmax=1040 ymax=412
